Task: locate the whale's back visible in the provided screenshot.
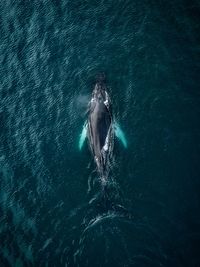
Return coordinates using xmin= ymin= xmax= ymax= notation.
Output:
xmin=88 ymin=102 xmax=111 ymax=156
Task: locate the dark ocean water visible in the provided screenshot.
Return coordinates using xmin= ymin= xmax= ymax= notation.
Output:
xmin=0 ymin=0 xmax=200 ymax=266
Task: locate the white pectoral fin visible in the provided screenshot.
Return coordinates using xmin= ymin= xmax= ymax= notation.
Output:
xmin=79 ymin=122 xmax=88 ymax=150
xmin=114 ymin=122 xmax=127 ymax=148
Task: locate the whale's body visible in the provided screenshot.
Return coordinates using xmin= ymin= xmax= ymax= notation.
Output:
xmin=79 ymin=76 xmax=127 ymax=183
xmin=87 ymin=81 xmax=114 ymax=181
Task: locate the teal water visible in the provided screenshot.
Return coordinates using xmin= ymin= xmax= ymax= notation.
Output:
xmin=0 ymin=0 xmax=200 ymax=266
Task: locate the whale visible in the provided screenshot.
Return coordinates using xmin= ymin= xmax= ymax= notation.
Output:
xmin=79 ymin=75 xmax=127 ymax=183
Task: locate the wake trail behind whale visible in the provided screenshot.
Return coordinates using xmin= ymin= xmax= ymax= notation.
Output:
xmin=87 ymin=173 xmax=132 ymax=220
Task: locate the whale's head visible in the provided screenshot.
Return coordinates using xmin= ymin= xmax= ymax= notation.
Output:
xmin=93 ymin=83 xmax=104 ymax=102
xmin=92 ymin=82 xmax=107 ymax=104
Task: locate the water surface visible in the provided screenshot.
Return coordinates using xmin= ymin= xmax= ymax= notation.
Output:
xmin=0 ymin=0 xmax=200 ymax=266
